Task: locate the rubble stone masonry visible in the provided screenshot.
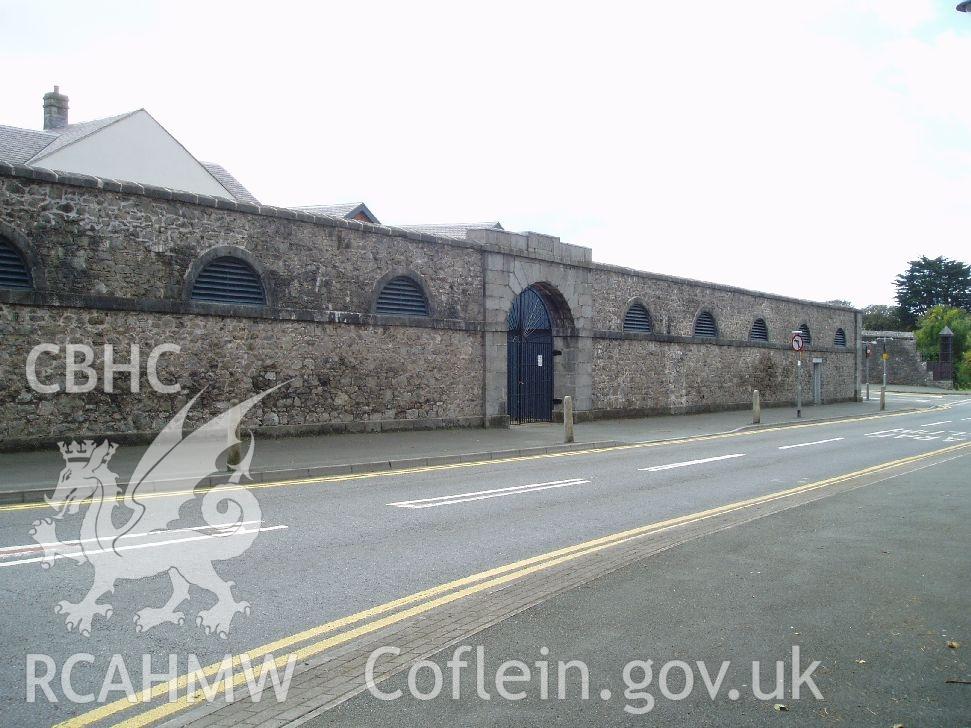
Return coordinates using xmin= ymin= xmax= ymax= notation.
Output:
xmin=0 ymin=164 xmax=860 ymax=448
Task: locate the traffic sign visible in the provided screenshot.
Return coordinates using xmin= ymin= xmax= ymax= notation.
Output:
xmin=790 ymin=332 xmax=805 ymax=352
xmin=865 ymin=345 xmax=872 ymax=358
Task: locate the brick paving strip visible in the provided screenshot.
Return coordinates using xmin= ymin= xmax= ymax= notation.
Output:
xmin=154 ymin=443 xmax=970 ymax=728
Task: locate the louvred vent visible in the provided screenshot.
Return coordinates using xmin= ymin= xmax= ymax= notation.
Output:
xmin=623 ymin=302 xmax=652 ymax=333
xmin=191 ymin=257 xmax=266 ymax=305
xmin=375 ymin=276 xmax=429 ymax=316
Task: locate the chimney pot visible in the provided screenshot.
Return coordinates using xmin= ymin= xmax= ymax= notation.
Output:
xmin=43 ymin=86 xmax=69 ymax=130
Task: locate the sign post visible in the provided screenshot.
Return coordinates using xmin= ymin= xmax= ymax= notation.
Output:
xmin=864 ymin=344 xmax=871 ymax=401
xmin=881 ymin=340 xmax=889 ymax=388
xmin=791 ymin=331 xmax=805 ymax=418
xmin=881 ymin=344 xmax=889 ymax=411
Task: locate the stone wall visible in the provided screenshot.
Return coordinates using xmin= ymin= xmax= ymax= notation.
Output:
xmin=0 ymin=306 xmax=484 ymax=445
xmin=0 ymin=163 xmax=860 ymax=449
xmin=591 ymin=267 xmax=856 ymax=345
xmin=861 ymin=331 xmax=933 ymax=387
xmin=591 ymin=338 xmax=856 ymax=416
xmin=0 ymin=174 xmax=483 ymax=319
xmin=586 ymin=266 xmax=859 ymax=415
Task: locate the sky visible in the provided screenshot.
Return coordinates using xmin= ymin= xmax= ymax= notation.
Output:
xmin=2 ymin=0 xmax=969 ymax=307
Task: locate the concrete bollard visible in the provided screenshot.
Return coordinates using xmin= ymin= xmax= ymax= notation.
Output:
xmin=563 ymin=395 xmax=575 ymax=444
xmin=752 ymin=389 xmax=761 ymax=425
xmin=880 ymin=386 xmax=886 ymax=412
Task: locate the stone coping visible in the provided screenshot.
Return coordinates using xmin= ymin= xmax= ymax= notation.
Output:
xmin=863 ymin=330 xmax=916 ymax=339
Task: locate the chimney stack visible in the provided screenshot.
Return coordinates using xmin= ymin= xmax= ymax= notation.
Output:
xmin=43 ymin=86 xmax=69 ymax=130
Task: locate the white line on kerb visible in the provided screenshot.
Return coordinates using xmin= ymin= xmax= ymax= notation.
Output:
xmin=922 ymin=421 xmax=952 ymax=427
xmin=387 ymin=478 xmax=591 ymax=508
xmin=638 ymin=454 xmax=745 ymax=472
xmin=778 ymin=437 xmax=845 ymax=451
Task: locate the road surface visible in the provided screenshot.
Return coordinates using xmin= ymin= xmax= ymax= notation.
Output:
xmin=0 ymin=397 xmax=969 ymax=727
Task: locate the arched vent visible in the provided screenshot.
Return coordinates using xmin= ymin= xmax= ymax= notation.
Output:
xmin=190 ymin=256 xmax=266 ymax=306
xmin=694 ymin=311 xmax=718 ymax=338
xmin=750 ymin=318 xmax=769 ymax=342
xmin=834 ymin=328 xmax=847 ymax=347
xmin=799 ymin=323 xmax=812 ymax=345
xmin=623 ymin=302 xmax=652 ymax=333
xmin=375 ymin=276 xmax=429 ymax=316
xmin=0 ymin=236 xmax=32 ymax=290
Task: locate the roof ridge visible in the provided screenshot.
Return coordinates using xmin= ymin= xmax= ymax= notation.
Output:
xmin=398 ymin=221 xmax=500 ymax=226
xmin=0 ymin=123 xmax=56 ymax=137
xmin=292 ymin=201 xmax=365 ymax=208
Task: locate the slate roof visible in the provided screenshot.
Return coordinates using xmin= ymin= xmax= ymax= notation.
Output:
xmin=0 ymin=113 xmax=258 ymax=204
xmin=397 ymin=222 xmax=503 ymax=240
xmin=202 ymin=163 xmax=260 ymax=206
xmin=0 ymin=124 xmax=56 ymax=164
xmin=292 ymin=202 xmax=379 ymax=223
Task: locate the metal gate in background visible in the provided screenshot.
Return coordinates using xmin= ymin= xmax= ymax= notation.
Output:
xmin=507 ymin=286 xmax=554 ymax=423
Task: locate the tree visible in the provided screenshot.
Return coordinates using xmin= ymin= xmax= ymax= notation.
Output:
xmin=862 ymin=304 xmax=909 ymax=332
xmin=894 ymin=256 xmax=971 ymax=327
xmin=914 ymin=306 xmax=970 ymax=364
xmin=958 ymin=351 xmax=971 ymax=391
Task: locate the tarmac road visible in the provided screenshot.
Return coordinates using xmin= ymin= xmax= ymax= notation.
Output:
xmin=0 ymin=396 xmax=969 ymax=727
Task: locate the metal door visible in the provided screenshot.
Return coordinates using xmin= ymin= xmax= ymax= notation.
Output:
xmin=507 ymin=287 xmax=554 ymax=423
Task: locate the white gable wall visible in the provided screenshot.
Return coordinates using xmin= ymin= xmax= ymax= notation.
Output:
xmin=32 ymin=111 xmax=232 ymax=200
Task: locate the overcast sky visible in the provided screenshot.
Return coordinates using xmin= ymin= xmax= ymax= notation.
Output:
xmin=2 ymin=0 xmax=969 ymax=307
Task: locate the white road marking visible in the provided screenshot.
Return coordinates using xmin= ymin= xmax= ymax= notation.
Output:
xmin=0 ymin=525 xmax=287 ymax=568
xmin=0 ymin=519 xmax=264 ymax=556
xmin=922 ymin=421 xmax=952 ymax=427
xmin=866 ymin=428 xmax=968 ymax=443
xmin=387 ymin=479 xmax=591 ymax=509
xmin=778 ymin=437 xmax=845 ymax=450
xmin=638 ymin=454 xmax=746 ymax=472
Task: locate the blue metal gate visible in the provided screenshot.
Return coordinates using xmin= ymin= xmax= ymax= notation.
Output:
xmin=507 ymin=287 xmax=554 ymax=423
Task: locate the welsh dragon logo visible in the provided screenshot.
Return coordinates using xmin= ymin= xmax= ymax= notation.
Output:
xmin=28 ymin=386 xmax=282 ymax=639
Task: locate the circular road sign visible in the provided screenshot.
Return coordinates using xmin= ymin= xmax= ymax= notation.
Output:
xmin=791 ymin=333 xmax=805 ymax=352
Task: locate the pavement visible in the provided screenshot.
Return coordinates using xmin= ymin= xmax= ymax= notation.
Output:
xmin=0 ymin=394 xmax=941 ymax=498
xmin=0 ymin=393 xmax=968 ymax=727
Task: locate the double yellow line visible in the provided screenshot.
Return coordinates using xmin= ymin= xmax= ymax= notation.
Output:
xmin=1 ymin=404 xmax=936 ymax=516
xmin=60 ymin=438 xmax=971 ymax=728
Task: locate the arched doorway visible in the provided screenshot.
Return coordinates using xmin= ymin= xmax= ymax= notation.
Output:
xmin=507 ymin=286 xmax=554 ymax=423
